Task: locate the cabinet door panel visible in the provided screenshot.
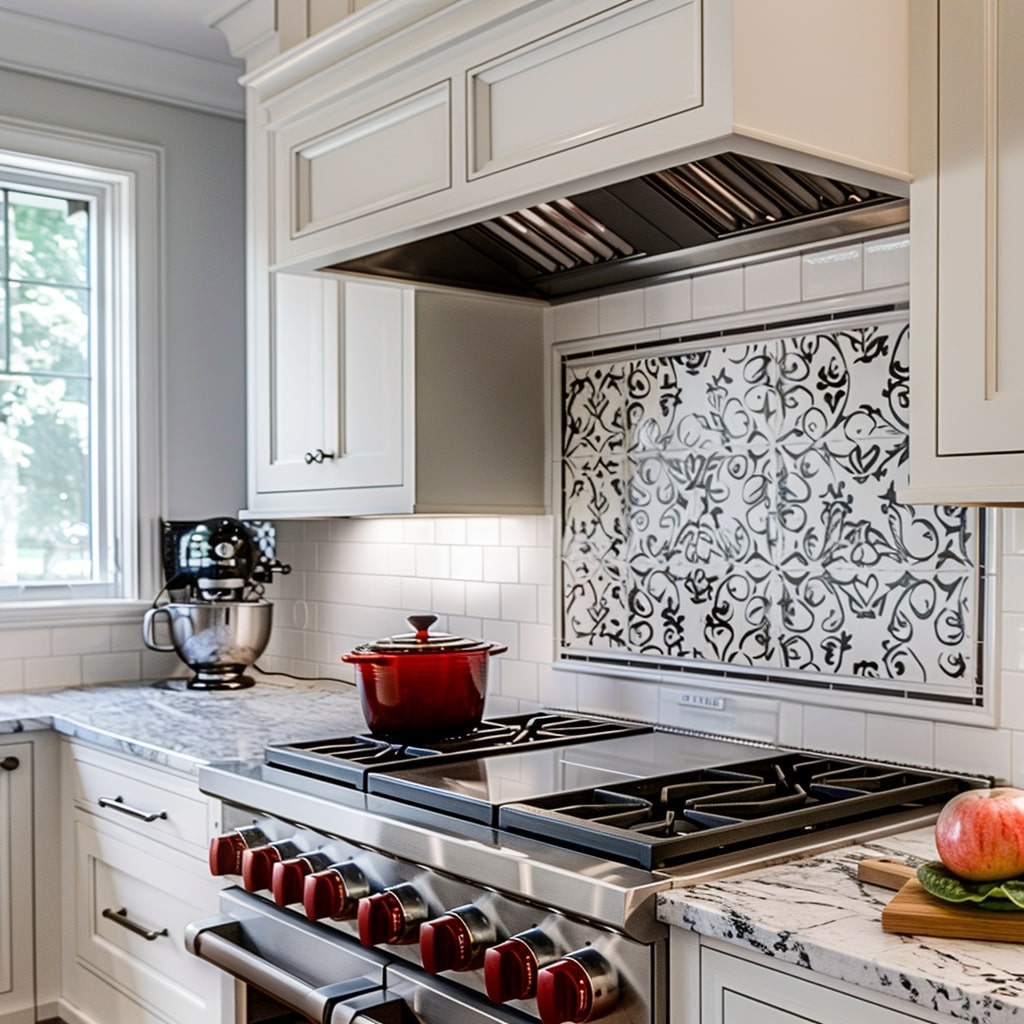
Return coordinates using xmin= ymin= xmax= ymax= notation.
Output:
xmin=934 ymin=0 xmax=1024 ymax=456
xmin=468 ymin=0 xmax=700 ymax=177
xmin=253 ymin=275 xmax=411 ymax=502
xmin=288 ymin=81 xmax=451 ymax=241
xmin=0 ymin=742 xmax=32 ymax=1022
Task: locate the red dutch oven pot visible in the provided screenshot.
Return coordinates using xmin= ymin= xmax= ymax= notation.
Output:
xmin=341 ymin=614 xmax=507 ymax=741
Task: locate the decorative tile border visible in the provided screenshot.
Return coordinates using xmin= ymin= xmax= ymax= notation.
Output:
xmin=560 ymin=313 xmax=982 ymax=702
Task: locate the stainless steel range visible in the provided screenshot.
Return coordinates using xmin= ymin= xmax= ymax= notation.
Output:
xmin=186 ymin=712 xmax=987 ymax=1024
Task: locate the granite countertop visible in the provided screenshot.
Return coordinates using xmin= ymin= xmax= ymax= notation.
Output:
xmin=658 ymin=827 xmax=1024 ymax=1024
xmin=0 ymin=676 xmax=367 ymax=773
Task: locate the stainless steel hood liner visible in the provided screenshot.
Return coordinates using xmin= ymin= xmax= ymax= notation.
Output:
xmin=326 ymin=151 xmax=907 ymax=300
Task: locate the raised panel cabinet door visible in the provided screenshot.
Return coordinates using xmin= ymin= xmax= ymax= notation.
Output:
xmin=0 ymin=742 xmax=33 ymax=1024
xmin=276 ymin=80 xmax=451 ymax=264
xmin=701 ymin=948 xmax=936 ymax=1024
xmin=467 ymin=0 xmax=700 ymax=177
xmin=253 ymin=275 xmax=412 ymax=508
xmin=907 ymin=0 xmax=1024 ymax=501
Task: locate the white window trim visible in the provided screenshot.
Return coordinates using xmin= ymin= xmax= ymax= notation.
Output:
xmin=0 ymin=115 xmax=164 ymax=626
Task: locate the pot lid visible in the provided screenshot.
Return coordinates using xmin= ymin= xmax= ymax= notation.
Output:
xmin=360 ymin=614 xmax=492 ymax=654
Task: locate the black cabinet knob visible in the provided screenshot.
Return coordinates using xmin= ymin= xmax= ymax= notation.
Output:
xmin=1 ymin=756 xmax=19 ymax=772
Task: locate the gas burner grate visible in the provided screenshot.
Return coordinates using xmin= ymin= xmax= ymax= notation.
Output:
xmin=263 ymin=712 xmax=651 ymax=790
xmin=498 ymin=754 xmax=982 ymax=869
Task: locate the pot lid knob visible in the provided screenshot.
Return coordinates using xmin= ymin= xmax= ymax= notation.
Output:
xmin=406 ymin=614 xmax=437 ymax=640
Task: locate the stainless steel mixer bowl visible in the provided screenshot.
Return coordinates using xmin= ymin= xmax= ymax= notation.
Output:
xmin=142 ymin=600 xmax=273 ymax=688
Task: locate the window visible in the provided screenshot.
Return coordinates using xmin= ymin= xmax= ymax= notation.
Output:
xmin=0 ymin=121 xmax=162 ymax=610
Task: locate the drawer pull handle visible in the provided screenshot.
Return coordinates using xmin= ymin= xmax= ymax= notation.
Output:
xmin=0 ymin=756 xmax=18 ymax=771
xmin=103 ymin=907 xmax=168 ymax=941
xmin=98 ymin=795 xmax=168 ymax=822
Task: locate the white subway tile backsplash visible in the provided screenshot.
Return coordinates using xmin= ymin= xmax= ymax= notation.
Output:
xmin=25 ymin=654 xmax=80 ymax=691
xmin=802 ymin=244 xmax=863 ymax=299
xmin=744 ymin=256 xmax=801 ymax=310
xmin=401 ymin=518 xmax=436 ymax=545
xmin=1001 ymin=612 xmax=1024 ymax=672
xmin=692 ymin=268 xmax=744 ymax=320
xmin=553 ymin=299 xmax=599 ymax=341
xmin=401 ymin=577 xmax=433 ymax=613
xmin=481 ymin=618 xmax=519 ymax=659
xmin=0 ymin=659 xmax=24 ymax=693
xmin=500 ymin=516 xmax=538 ymax=548
xmin=415 ymin=544 xmax=451 ymax=579
xmin=644 ymin=278 xmax=693 ymax=327
xmin=483 ymin=547 xmax=519 ymax=583
xmin=519 ymin=622 xmax=552 ymax=664
xmin=434 ymin=518 xmax=467 ymax=545
xmin=1004 ymin=510 xmax=1024 ymax=556
xmin=498 ymin=659 xmax=539 ymax=703
xmin=500 ymin=583 xmax=538 ymax=623
xmin=865 ymin=714 xmax=935 ymax=768
xmin=52 ymin=625 xmax=112 ymax=656
xmin=864 ymin=235 xmax=910 ymax=290
xmin=599 ymin=291 xmax=644 ymax=335
xmin=520 ymin=547 xmax=553 ymax=586
xmin=1012 ymin=730 xmax=1024 ymax=787
xmin=2 ymin=628 xmax=50 ymax=659
xmin=465 ymin=581 xmax=501 ymax=619
xmin=451 ymin=545 xmax=484 ymax=581
xmin=432 ymin=579 xmax=466 ymax=615
xmin=802 ymin=705 xmax=866 ymax=756
xmin=387 ymin=544 xmax=417 ymax=576
xmin=541 ymin=664 xmax=577 ymax=709
xmin=1002 ymin=557 xmax=1024 ymax=612
xmin=1002 ymin=671 xmax=1024 ymax=731
xmin=934 ymin=721 xmax=1012 ymax=781
xmin=467 ymin=518 xmax=501 ymax=546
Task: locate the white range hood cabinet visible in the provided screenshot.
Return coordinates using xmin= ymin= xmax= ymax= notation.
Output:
xmin=219 ymin=0 xmax=911 ymax=295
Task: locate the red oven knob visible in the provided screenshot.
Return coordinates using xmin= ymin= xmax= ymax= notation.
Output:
xmin=208 ymin=826 xmax=270 ymax=876
xmin=484 ymin=928 xmax=558 ymax=1002
xmin=357 ymin=883 xmax=427 ymax=946
xmin=420 ymin=905 xmax=496 ymax=974
xmin=536 ymin=949 xmax=619 ymax=1024
xmin=240 ymin=839 xmax=301 ymax=892
xmin=271 ymin=851 xmax=335 ymax=906
xmin=303 ymin=862 xmax=370 ymax=921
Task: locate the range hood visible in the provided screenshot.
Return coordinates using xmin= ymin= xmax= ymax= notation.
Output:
xmin=326 ymin=151 xmax=908 ymax=302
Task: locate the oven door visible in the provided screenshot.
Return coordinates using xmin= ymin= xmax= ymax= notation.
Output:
xmin=186 ymin=888 xmax=388 ymax=1023
xmin=186 ymin=888 xmax=536 ymax=1024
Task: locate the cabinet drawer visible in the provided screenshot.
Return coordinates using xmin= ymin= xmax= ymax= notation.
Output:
xmin=467 ymin=0 xmax=700 ymax=177
xmin=66 ymin=743 xmax=210 ymax=858
xmin=68 ymin=816 xmax=226 ymax=1024
xmin=285 ymin=80 xmax=451 ymax=242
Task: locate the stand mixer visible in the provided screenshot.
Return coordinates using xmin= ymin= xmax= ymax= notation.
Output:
xmin=143 ymin=517 xmax=291 ymax=690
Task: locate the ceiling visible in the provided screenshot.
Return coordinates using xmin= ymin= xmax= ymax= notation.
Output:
xmin=0 ymin=0 xmax=245 ymax=116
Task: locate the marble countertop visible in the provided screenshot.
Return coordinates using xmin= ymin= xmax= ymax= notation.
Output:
xmin=658 ymin=827 xmax=1024 ymax=1024
xmin=0 ymin=677 xmax=367 ymax=773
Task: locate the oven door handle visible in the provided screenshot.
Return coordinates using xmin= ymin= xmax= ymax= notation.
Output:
xmin=186 ymin=915 xmax=381 ymax=1023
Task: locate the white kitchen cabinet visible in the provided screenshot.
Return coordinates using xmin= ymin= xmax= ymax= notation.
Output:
xmin=244 ymin=274 xmax=546 ymax=517
xmin=699 ymin=945 xmax=947 ymax=1024
xmin=905 ymin=0 xmax=1024 ymax=503
xmin=235 ymin=0 xmax=910 ymax=275
xmin=60 ymin=740 xmax=230 ymax=1024
xmin=0 ymin=740 xmax=33 ymax=1024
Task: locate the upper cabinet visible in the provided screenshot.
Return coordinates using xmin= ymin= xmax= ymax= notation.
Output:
xmin=904 ymin=0 xmax=1024 ymax=504
xmin=244 ymin=275 xmax=545 ymax=518
xmin=230 ymin=0 xmax=911 ymax=276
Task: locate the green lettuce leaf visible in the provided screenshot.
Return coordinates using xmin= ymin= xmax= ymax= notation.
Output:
xmin=917 ymin=861 xmax=1024 ymax=911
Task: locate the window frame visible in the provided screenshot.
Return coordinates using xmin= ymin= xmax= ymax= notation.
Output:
xmin=0 ymin=117 xmax=163 ymax=624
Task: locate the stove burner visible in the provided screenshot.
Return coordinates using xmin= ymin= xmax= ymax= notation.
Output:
xmin=264 ymin=713 xmax=652 ymax=789
xmin=498 ymin=754 xmax=979 ymax=869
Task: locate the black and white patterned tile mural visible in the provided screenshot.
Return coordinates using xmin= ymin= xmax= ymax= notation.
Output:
xmin=561 ymin=316 xmax=982 ymax=701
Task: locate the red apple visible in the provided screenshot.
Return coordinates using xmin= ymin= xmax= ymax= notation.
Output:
xmin=934 ymin=787 xmax=1024 ymax=882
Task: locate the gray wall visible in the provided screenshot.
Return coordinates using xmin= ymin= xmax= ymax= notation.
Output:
xmin=0 ymin=66 xmax=247 ymax=520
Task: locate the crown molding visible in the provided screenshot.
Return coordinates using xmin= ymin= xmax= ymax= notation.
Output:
xmin=0 ymin=7 xmax=244 ymax=119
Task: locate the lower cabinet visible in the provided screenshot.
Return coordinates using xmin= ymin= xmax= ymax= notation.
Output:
xmin=698 ymin=944 xmax=947 ymax=1024
xmin=60 ymin=740 xmax=231 ymax=1024
xmin=0 ymin=739 xmax=33 ymax=1024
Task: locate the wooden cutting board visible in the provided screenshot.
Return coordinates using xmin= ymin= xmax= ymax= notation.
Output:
xmin=858 ymin=858 xmax=1024 ymax=943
